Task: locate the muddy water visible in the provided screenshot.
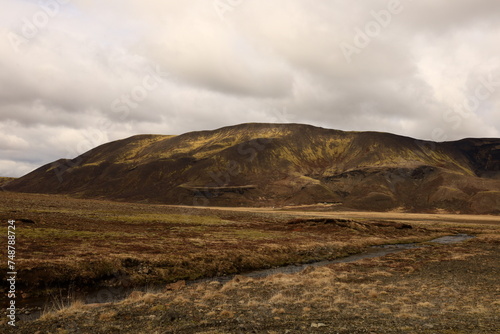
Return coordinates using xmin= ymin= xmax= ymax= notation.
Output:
xmin=15 ymin=234 xmax=474 ymax=322
xmin=234 ymin=234 xmax=475 ymax=279
xmin=427 ymin=234 xmax=475 ymax=244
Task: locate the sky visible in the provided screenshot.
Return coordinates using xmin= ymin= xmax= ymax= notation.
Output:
xmin=1 ymin=0 xmax=500 ymax=177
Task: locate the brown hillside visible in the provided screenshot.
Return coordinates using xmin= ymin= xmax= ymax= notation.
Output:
xmin=5 ymin=123 xmax=500 ymax=214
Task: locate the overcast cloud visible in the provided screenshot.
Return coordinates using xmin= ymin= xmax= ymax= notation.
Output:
xmin=1 ymin=0 xmax=500 ymax=177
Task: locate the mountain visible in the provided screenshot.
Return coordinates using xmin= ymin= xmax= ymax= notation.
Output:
xmin=5 ymin=123 xmax=500 ymax=214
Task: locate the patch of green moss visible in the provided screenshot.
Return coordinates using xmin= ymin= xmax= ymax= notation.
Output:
xmin=109 ymin=213 xmax=232 ymax=226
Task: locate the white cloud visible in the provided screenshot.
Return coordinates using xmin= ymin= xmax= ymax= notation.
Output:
xmin=0 ymin=0 xmax=499 ymax=177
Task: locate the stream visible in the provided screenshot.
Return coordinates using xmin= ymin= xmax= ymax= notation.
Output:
xmin=13 ymin=234 xmax=474 ymax=322
xmin=226 ymin=233 xmax=475 ymax=279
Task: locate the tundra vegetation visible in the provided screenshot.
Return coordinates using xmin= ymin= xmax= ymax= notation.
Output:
xmin=1 ymin=192 xmax=499 ymax=333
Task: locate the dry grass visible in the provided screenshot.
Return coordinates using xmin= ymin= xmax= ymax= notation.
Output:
xmin=271 ymin=307 xmax=286 ymax=314
xmin=4 ymin=192 xmax=500 ymax=333
xmin=1 ymin=191 xmax=456 ymax=299
xmin=17 ymin=227 xmax=500 ymax=333
xmin=99 ymin=310 xmax=118 ymax=321
xmin=40 ymin=299 xmax=85 ymax=321
xmin=218 ymin=310 xmax=235 ymax=318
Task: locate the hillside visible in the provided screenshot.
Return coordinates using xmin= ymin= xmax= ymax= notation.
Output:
xmin=0 ymin=177 xmax=15 ymax=187
xmin=5 ymin=123 xmax=500 ymax=214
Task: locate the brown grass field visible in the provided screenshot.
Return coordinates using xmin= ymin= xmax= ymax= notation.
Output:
xmin=1 ymin=192 xmax=499 ymax=333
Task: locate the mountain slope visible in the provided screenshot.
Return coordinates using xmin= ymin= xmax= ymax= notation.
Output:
xmin=5 ymin=123 xmax=500 ymax=214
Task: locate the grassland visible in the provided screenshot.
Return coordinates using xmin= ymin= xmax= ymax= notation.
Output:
xmin=1 ymin=192 xmax=445 ymax=294
xmin=1 ymin=192 xmax=499 ymax=333
xmin=31 ymin=233 xmax=498 ymax=334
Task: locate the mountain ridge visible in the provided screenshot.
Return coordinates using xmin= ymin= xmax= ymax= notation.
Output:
xmin=5 ymin=123 xmax=500 ymax=214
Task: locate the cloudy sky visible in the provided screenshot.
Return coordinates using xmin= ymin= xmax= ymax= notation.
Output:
xmin=1 ymin=0 xmax=500 ymax=177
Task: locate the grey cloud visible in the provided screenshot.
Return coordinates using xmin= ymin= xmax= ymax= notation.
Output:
xmin=0 ymin=1 xmax=499 ymax=177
